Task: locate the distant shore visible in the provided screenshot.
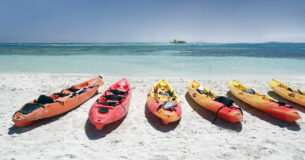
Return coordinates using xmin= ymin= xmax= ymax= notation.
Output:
xmin=1 ymin=73 xmax=305 ymax=159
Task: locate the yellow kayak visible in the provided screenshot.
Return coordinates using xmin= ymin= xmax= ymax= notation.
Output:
xmin=146 ymin=80 xmax=182 ymax=124
xmin=187 ymin=80 xmax=243 ymax=123
xmin=228 ymin=80 xmax=300 ymax=122
xmin=269 ymin=79 xmax=305 ymax=107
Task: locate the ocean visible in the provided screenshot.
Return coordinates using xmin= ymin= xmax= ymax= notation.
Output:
xmin=0 ymin=43 xmax=305 ymax=79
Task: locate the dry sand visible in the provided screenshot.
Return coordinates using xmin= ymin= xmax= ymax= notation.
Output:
xmin=0 ymin=74 xmax=305 ymax=160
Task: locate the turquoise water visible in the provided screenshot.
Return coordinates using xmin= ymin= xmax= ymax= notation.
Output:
xmin=0 ymin=43 xmax=305 ymax=78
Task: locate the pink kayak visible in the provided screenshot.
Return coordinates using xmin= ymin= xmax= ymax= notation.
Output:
xmin=89 ymin=78 xmax=131 ymax=130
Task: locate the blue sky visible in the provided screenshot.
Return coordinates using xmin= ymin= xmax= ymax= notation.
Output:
xmin=0 ymin=0 xmax=304 ymax=43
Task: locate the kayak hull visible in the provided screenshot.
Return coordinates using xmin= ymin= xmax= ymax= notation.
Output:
xmin=89 ymin=78 xmax=131 ymax=130
xmin=187 ymin=80 xmax=243 ymax=123
xmin=229 ymin=80 xmax=300 ymax=122
xmin=13 ymin=76 xmax=104 ymax=127
xmin=146 ymin=80 xmax=181 ymax=124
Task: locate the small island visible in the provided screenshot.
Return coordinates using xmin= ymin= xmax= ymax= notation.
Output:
xmin=170 ymin=39 xmax=186 ymax=44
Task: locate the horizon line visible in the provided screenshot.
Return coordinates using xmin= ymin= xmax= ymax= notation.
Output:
xmin=1 ymin=41 xmax=305 ymax=44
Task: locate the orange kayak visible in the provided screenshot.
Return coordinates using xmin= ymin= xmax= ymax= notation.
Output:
xmin=89 ymin=78 xmax=131 ymax=130
xmin=229 ymin=80 xmax=301 ymax=122
xmin=13 ymin=76 xmax=104 ymax=127
xmin=187 ymin=80 xmax=243 ymax=123
xmin=146 ymin=80 xmax=182 ymax=124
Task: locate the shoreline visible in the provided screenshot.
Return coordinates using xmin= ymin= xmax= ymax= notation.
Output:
xmin=1 ymin=73 xmax=305 ymax=159
xmin=1 ymin=72 xmax=305 ymax=82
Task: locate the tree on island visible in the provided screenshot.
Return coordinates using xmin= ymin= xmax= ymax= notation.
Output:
xmin=170 ymin=39 xmax=186 ymax=44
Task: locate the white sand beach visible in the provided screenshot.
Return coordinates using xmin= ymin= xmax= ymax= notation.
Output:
xmin=1 ymin=74 xmax=305 ymax=160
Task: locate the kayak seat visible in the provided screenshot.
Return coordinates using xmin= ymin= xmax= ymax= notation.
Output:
xmin=287 ymin=87 xmax=304 ymax=95
xmin=196 ymin=89 xmax=205 ymax=94
xmin=158 ymin=91 xmax=169 ymax=96
xmin=67 ymin=87 xmax=80 ymax=92
xmin=36 ymin=95 xmax=54 ymax=104
xmin=271 ymin=100 xmax=289 ymax=107
xmin=287 ymin=87 xmax=294 ymax=93
xmin=298 ymin=89 xmax=304 ymax=95
xmin=166 ymin=90 xmax=174 ymax=97
xmin=214 ymin=96 xmax=234 ymax=107
xmin=19 ymin=103 xmax=44 ymax=114
xmin=53 ymin=92 xmax=70 ymax=97
xmin=157 ymin=101 xmax=178 ymax=111
xmin=242 ymin=89 xmax=256 ymax=95
xmin=109 ymin=89 xmax=129 ymax=95
xmin=163 ymin=101 xmax=178 ymax=110
xmin=19 ymin=95 xmax=54 ymax=115
xmin=96 ymin=99 xmax=118 ymax=106
xmin=196 ymin=89 xmax=215 ymax=98
xmin=104 ymin=94 xmax=124 ymax=101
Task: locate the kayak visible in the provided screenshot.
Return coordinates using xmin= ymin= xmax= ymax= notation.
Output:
xmin=146 ymin=80 xmax=181 ymax=124
xmin=89 ymin=78 xmax=131 ymax=130
xmin=13 ymin=76 xmax=104 ymax=127
xmin=228 ymin=80 xmax=301 ymax=122
xmin=187 ymin=80 xmax=243 ymax=123
xmin=269 ymin=79 xmax=305 ymax=107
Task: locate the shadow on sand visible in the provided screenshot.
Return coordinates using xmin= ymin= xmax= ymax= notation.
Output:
xmin=145 ymin=104 xmax=180 ymax=133
xmin=267 ymin=91 xmax=305 ymax=114
xmin=227 ymin=91 xmax=301 ymax=131
xmin=8 ymin=112 xmax=68 ymax=135
xmin=85 ymin=116 xmax=126 ymax=140
xmin=185 ymin=93 xmax=242 ymax=132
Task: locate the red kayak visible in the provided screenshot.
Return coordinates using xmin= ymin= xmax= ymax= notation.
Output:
xmin=89 ymin=78 xmax=131 ymax=130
